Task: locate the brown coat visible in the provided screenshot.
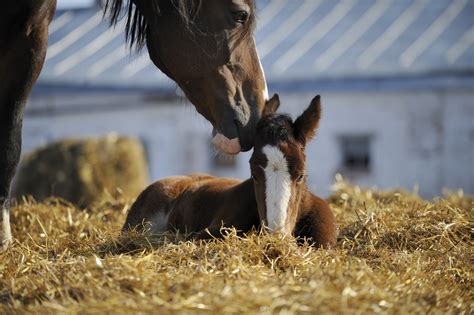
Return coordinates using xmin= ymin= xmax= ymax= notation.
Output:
xmin=123 ymin=174 xmax=337 ymax=248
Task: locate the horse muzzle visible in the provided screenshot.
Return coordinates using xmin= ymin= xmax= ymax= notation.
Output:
xmin=212 ymin=117 xmax=257 ymax=154
xmin=212 ymin=132 xmax=241 ymax=155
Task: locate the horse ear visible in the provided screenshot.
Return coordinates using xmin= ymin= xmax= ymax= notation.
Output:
xmin=262 ymin=94 xmax=280 ymax=117
xmin=293 ymin=95 xmax=322 ymax=146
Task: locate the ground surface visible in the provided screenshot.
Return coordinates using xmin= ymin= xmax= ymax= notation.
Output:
xmin=0 ymin=181 xmax=472 ymax=314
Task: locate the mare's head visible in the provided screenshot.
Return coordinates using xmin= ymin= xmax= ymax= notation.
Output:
xmin=106 ymin=0 xmax=268 ymax=153
xmin=249 ymin=94 xmax=322 ymax=235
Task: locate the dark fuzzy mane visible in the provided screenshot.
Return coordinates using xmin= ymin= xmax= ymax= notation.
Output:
xmin=257 ymin=114 xmax=295 ymax=144
xmin=104 ymin=0 xmax=204 ymax=50
xmin=105 ymin=0 xmax=148 ymax=50
xmin=104 ymin=0 xmax=255 ymax=51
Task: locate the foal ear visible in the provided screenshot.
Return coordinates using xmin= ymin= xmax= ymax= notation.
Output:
xmin=262 ymin=94 xmax=280 ymax=117
xmin=293 ymin=95 xmax=322 ymax=145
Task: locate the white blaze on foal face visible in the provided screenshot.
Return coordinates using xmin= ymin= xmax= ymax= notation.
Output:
xmin=262 ymin=145 xmax=292 ymax=234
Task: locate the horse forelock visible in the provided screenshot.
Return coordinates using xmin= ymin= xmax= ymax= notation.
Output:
xmin=105 ymin=0 xmax=256 ymax=51
xmin=256 ymin=114 xmax=295 ymax=146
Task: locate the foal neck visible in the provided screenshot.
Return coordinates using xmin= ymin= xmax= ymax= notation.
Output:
xmin=235 ymin=178 xmax=254 ymax=193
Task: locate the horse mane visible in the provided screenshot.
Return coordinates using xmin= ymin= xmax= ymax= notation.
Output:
xmin=104 ymin=0 xmax=202 ymax=50
xmin=104 ymin=0 xmax=255 ymax=51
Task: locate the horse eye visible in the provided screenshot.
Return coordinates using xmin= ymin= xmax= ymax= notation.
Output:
xmin=296 ymin=175 xmax=305 ymax=183
xmin=232 ymin=11 xmax=249 ymax=24
xmin=251 ymin=173 xmax=258 ymax=182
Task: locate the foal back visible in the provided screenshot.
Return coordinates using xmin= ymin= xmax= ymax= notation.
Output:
xmin=123 ymin=174 xmax=337 ymax=247
xmin=123 ymin=174 xmax=259 ymax=238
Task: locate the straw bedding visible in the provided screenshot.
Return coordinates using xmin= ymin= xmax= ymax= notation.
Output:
xmin=0 ymin=179 xmax=471 ymax=314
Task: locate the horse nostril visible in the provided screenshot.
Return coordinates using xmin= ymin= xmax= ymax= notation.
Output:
xmin=234 ymin=119 xmax=255 ymax=152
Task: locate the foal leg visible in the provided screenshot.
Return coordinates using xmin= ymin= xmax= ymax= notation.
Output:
xmin=0 ymin=1 xmax=55 ymax=250
xmin=294 ymin=196 xmax=338 ymax=249
xmin=188 ymin=225 xmax=225 ymax=241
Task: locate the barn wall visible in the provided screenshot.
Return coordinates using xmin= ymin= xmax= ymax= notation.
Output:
xmin=280 ymin=88 xmax=474 ymax=197
xmin=21 ymin=88 xmax=474 ymax=198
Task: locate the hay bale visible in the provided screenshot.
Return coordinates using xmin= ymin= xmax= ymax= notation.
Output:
xmin=13 ymin=134 xmax=149 ymax=207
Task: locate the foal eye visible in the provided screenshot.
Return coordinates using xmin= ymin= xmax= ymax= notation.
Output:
xmin=232 ymin=11 xmax=249 ymax=24
xmin=251 ymin=173 xmax=258 ymax=182
xmin=296 ymin=175 xmax=305 ymax=183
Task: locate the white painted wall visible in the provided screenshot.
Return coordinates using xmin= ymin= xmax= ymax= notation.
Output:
xmin=22 ymin=88 xmax=474 ymax=198
xmin=279 ymin=89 xmax=474 ymax=197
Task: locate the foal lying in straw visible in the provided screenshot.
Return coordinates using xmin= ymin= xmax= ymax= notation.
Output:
xmin=123 ymin=95 xmax=337 ymax=248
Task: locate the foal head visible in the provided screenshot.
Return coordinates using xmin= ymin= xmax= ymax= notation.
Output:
xmin=106 ymin=0 xmax=267 ymax=153
xmin=249 ymin=94 xmax=322 ymax=235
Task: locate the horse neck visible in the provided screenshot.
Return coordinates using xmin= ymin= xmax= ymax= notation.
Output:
xmin=1 ymin=1 xmax=55 ymax=39
xmin=224 ymin=178 xmax=257 ymax=213
xmin=231 ymin=178 xmax=254 ymax=196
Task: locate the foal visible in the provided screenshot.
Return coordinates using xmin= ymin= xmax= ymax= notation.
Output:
xmin=123 ymin=95 xmax=337 ymax=248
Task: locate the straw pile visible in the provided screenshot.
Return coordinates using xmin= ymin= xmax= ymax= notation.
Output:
xmin=13 ymin=134 xmax=149 ymax=208
xmin=0 ymin=179 xmax=471 ymax=314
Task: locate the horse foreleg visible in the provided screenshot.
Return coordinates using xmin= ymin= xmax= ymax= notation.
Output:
xmin=0 ymin=3 xmax=54 ymax=250
xmin=188 ymin=225 xmax=227 ymax=241
xmin=0 ymin=121 xmax=22 ymax=250
xmin=1 ymin=200 xmax=12 ymax=251
xmin=294 ymin=195 xmax=338 ymax=249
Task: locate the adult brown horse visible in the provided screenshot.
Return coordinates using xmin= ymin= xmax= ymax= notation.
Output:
xmin=0 ymin=0 xmax=268 ymax=250
xmin=123 ymin=95 xmax=338 ymax=248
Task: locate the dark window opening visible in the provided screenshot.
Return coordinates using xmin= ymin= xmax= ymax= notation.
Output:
xmin=339 ymin=135 xmax=372 ymax=173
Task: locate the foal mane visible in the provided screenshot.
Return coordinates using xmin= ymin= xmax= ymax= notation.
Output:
xmin=104 ymin=0 xmax=256 ymax=51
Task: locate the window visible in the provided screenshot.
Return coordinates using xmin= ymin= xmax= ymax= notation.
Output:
xmin=339 ymin=135 xmax=372 ymax=173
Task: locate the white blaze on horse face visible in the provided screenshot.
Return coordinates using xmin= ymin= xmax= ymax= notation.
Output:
xmin=254 ymin=37 xmax=269 ymax=101
xmin=262 ymin=145 xmax=292 ymax=234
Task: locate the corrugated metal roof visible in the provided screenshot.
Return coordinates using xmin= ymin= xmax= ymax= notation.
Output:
xmin=38 ymin=0 xmax=474 ymax=89
xmin=56 ymin=0 xmax=95 ymax=10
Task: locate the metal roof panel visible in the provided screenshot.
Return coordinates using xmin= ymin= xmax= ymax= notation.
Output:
xmin=37 ymin=0 xmax=474 ymax=89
